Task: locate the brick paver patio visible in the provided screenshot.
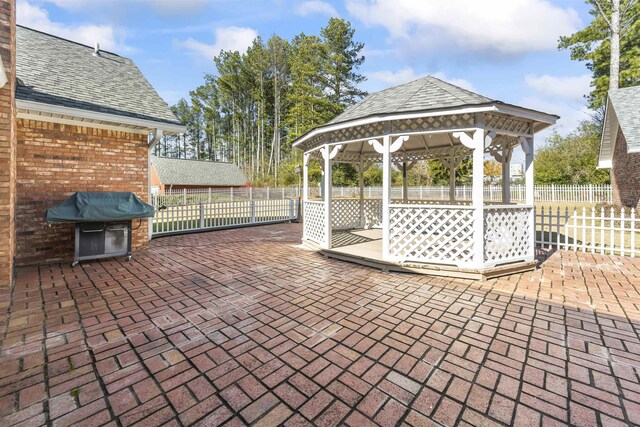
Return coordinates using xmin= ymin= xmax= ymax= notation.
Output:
xmin=1 ymin=223 xmax=640 ymax=426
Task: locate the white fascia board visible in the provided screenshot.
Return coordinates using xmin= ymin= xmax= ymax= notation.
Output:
xmin=492 ymin=103 xmax=558 ymax=125
xmin=293 ymin=103 xmax=559 ymax=149
xmin=597 ymin=159 xmax=612 ymax=169
xmin=17 ymin=99 xmax=187 ymax=134
xmin=598 ymin=98 xmax=615 ymax=168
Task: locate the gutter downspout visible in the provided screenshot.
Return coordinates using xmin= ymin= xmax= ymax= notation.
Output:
xmin=148 ymin=129 xmax=163 ymax=241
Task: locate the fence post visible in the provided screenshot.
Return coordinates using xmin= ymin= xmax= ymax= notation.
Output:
xmin=199 ymin=202 xmax=204 ymax=229
xmin=183 ymin=188 xmax=187 ymax=205
xmin=289 ymin=199 xmax=294 ymax=220
xmin=589 ymin=184 xmax=594 ymax=204
xmin=251 ymin=198 xmax=255 ymax=223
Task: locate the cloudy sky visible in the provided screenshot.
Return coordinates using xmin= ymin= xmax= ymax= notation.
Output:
xmin=18 ymin=0 xmax=594 ymax=145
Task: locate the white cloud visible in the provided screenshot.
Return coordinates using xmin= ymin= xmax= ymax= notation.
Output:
xmin=524 ymin=73 xmax=591 ymax=101
xmin=17 ymin=0 xmax=129 ymax=52
xmin=295 ymin=1 xmax=339 ymax=17
xmin=346 ymin=0 xmax=580 ymax=56
xmin=368 ymin=67 xmax=425 ymax=86
xmin=367 ymin=67 xmax=475 ymax=91
xmin=178 ymin=26 xmax=258 ymax=59
xmin=42 ymin=0 xmax=207 ymax=14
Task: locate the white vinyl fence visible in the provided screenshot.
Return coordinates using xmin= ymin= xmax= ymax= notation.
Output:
xmin=153 ymin=184 xmax=612 ymax=207
xmin=324 ymin=184 xmax=612 ymax=204
xmin=536 ymin=206 xmax=638 ymax=257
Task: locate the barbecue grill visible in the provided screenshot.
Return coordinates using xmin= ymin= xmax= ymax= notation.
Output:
xmin=46 ymin=192 xmax=154 ymax=266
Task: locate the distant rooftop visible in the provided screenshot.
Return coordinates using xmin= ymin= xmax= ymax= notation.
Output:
xmin=152 ymin=156 xmax=247 ymax=187
xmin=609 ymin=85 xmax=640 ymax=152
xmin=16 ymin=25 xmax=181 ymax=126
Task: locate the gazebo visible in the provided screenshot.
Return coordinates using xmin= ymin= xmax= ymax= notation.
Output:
xmin=293 ymin=76 xmax=558 ymax=279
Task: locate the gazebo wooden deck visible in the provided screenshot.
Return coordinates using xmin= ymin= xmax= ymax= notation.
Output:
xmin=292 ymin=76 xmax=558 ymax=280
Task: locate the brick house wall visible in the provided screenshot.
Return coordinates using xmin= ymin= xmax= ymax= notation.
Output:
xmin=15 ymin=119 xmax=150 ymax=266
xmin=611 ymin=128 xmax=640 ymax=209
xmin=0 ymin=0 xmax=15 ymax=286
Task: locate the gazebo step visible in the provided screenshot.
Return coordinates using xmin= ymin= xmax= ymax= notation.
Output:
xmin=320 ymin=247 xmax=537 ymax=281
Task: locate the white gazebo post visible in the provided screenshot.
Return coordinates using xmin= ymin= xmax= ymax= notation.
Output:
xmin=502 ymin=146 xmax=511 ymax=203
xmin=402 ymin=158 xmax=408 ymax=203
xmin=381 ymin=135 xmax=391 ymax=260
xmin=358 ymin=157 xmax=365 ymax=227
xmin=453 ymin=128 xmax=489 ymax=268
xmin=302 ymin=153 xmax=309 ymax=240
xmin=322 ymin=145 xmax=332 ymax=249
xmin=448 ymin=157 xmax=456 ymax=202
xmin=472 ymin=130 xmax=486 ymax=268
xmin=522 ymin=135 xmax=535 ymax=258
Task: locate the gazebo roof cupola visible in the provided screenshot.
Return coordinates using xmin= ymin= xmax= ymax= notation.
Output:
xmin=292 ymin=76 xmax=559 ymax=162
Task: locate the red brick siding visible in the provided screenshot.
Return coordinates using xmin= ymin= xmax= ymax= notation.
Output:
xmin=150 ymin=163 xmax=164 ymax=193
xmin=611 ymin=128 xmax=640 ymax=209
xmin=0 ymin=0 xmax=15 ymax=286
xmin=15 ymin=119 xmax=149 ymax=266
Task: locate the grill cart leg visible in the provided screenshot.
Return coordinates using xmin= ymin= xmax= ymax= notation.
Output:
xmin=71 ymin=261 xmax=78 ymax=267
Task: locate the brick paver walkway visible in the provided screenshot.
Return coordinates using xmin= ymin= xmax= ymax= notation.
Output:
xmin=1 ymin=223 xmax=640 ymax=426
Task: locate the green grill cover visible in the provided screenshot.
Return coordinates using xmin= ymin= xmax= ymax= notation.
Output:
xmin=46 ymin=192 xmax=155 ymax=223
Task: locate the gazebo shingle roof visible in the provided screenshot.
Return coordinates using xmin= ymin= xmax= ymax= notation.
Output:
xmin=328 ymin=75 xmax=494 ymax=125
xmin=16 ymin=25 xmax=181 ymax=126
xmin=152 ymin=156 xmax=247 ymax=187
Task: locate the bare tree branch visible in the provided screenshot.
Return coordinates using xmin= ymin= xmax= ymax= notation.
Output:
xmin=593 ymin=0 xmax=613 ymax=27
xmin=621 ymin=12 xmax=639 ymax=32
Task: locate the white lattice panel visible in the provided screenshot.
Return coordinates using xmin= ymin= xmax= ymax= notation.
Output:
xmin=363 ymin=199 xmax=382 ymax=228
xmin=389 ymin=206 xmax=474 ymax=265
xmin=304 ymin=201 xmax=326 ymax=245
xmin=484 ymin=207 xmax=532 ymax=264
xmin=332 ymin=199 xmax=361 ymax=230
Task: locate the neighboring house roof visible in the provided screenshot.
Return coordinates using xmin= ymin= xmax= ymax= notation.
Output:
xmin=16 ymin=25 xmax=183 ymax=129
xmin=152 ymin=156 xmax=247 ymax=187
xmin=598 ymin=85 xmax=640 ymax=168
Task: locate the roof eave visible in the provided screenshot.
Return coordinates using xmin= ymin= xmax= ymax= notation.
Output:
xmin=17 ymin=99 xmax=186 ymax=134
xmin=292 ymin=102 xmax=559 ymax=149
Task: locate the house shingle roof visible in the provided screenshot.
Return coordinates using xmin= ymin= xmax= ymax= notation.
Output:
xmin=609 ymin=85 xmax=640 ymax=152
xmin=152 ymin=156 xmax=247 ymax=187
xmin=327 ymin=75 xmax=494 ymax=125
xmin=16 ymin=25 xmax=181 ymax=126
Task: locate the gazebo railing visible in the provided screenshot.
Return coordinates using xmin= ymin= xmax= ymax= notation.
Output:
xmin=388 ymin=204 xmax=475 ymax=265
xmin=484 ymin=205 xmax=533 ymax=265
xmin=303 ymin=200 xmax=326 ymax=245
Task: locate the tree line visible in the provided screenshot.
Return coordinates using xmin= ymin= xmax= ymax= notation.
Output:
xmin=153 ymin=18 xmax=366 ymax=186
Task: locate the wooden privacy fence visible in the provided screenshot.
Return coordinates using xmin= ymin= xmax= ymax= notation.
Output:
xmin=153 ymin=199 xmax=299 ymax=236
xmin=536 ymin=206 xmax=639 ymax=257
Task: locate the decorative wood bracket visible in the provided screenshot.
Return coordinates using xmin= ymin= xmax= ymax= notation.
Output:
xmin=390 ymin=135 xmax=409 ymax=153
xmin=354 ymin=161 xmax=374 ymax=174
xmin=484 ymin=131 xmax=496 ymax=149
xmin=519 ymin=136 xmax=532 ymax=155
xmin=368 ymin=138 xmax=384 ymax=154
xmin=452 ymin=131 xmax=476 ymax=149
xmin=321 ymin=144 xmax=343 ymax=160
